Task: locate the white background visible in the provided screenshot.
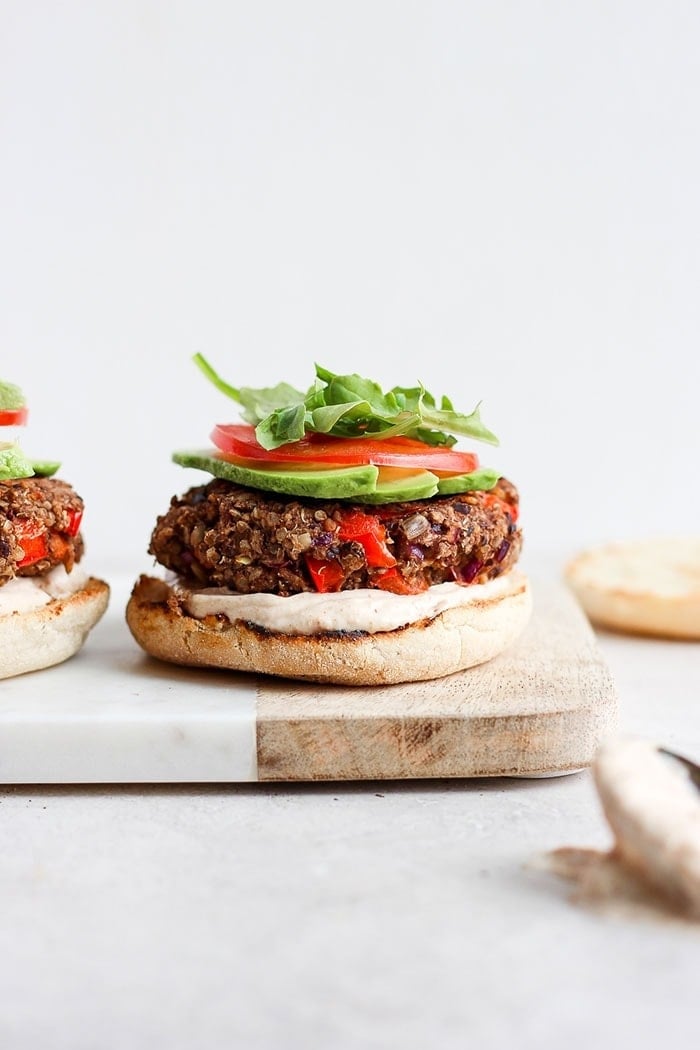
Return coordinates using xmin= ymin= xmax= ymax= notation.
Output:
xmin=2 ymin=9 xmax=700 ymax=1049
xmin=2 ymin=1 xmax=699 ymax=575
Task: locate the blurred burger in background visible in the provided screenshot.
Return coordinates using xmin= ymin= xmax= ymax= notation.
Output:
xmin=0 ymin=379 xmax=109 ymax=679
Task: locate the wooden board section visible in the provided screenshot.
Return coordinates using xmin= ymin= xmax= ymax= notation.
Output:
xmin=0 ymin=578 xmax=616 ymax=784
xmin=256 ymin=582 xmax=618 ymax=780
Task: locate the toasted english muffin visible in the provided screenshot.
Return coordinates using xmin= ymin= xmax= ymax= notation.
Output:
xmin=565 ymin=537 xmax=700 ymax=640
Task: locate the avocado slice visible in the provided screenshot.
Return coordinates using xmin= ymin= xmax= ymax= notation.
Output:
xmin=173 ymin=450 xmax=381 ymax=499
xmin=29 ymin=459 xmax=61 ymax=478
xmin=0 ymin=443 xmax=35 ymax=480
xmin=173 ymin=451 xmax=499 ymax=503
xmin=354 ymin=468 xmax=440 ymax=504
xmin=0 ymin=381 xmax=25 ymax=411
xmin=436 ymin=468 xmax=500 ymax=495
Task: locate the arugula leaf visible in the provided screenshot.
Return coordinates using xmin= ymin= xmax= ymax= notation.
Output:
xmin=256 ymin=403 xmax=307 ymax=448
xmin=193 ymin=355 xmax=500 ymax=450
xmin=0 ymin=381 xmax=26 ymax=412
xmin=193 ymin=354 xmax=305 ymax=431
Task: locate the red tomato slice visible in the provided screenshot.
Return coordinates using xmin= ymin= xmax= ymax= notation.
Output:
xmin=211 ymin=424 xmax=479 ymax=473
xmin=0 ymin=407 xmax=28 ymax=427
xmin=213 ymin=452 xmax=354 ymax=474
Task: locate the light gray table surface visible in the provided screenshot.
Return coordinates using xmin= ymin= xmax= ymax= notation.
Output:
xmin=1 ymin=550 xmax=698 ymax=1050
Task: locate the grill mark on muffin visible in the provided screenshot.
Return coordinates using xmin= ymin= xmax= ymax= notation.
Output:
xmin=125 ymin=573 xmax=533 ymax=685
xmin=238 ymin=618 xmax=426 ymax=641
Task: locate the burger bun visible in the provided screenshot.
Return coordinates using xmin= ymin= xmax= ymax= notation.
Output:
xmin=126 ymin=570 xmax=532 ymax=685
xmin=1 ymin=576 xmax=110 ymax=680
xmin=565 ymin=537 xmax=700 ymax=640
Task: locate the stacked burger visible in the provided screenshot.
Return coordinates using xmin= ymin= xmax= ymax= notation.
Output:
xmin=0 ymin=380 xmax=109 ymax=679
xmin=127 ymin=358 xmax=531 ymax=685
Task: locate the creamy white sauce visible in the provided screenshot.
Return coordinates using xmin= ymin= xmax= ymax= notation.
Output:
xmin=0 ymin=565 xmax=90 ymax=617
xmin=174 ymin=571 xmax=518 ymax=635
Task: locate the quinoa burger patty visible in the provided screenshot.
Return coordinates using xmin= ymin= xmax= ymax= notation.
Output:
xmin=0 ymin=476 xmax=85 ymax=586
xmin=148 ymin=478 xmax=522 ymax=597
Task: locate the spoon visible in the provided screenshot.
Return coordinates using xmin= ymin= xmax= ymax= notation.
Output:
xmin=658 ymin=747 xmax=700 ymax=791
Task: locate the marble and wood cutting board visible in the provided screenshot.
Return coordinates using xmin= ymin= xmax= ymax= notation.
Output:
xmin=0 ymin=577 xmax=617 ymax=784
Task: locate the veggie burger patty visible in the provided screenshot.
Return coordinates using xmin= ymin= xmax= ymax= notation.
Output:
xmin=149 ymin=477 xmax=522 ymax=596
xmin=0 ymin=477 xmax=84 ymax=586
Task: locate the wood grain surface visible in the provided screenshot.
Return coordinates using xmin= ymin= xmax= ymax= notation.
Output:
xmin=255 ymin=582 xmax=618 ymax=781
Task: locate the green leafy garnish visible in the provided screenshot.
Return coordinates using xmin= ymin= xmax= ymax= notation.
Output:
xmin=193 ymin=354 xmax=499 ymax=452
xmin=0 ymin=381 xmax=26 ymax=412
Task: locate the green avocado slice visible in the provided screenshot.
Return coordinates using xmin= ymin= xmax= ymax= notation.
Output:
xmin=353 ymin=468 xmax=440 ymax=504
xmin=173 ymin=450 xmax=381 ymax=499
xmin=0 ymin=381 xmax=26 ymax=411
xmin=173 ymin=450 xmax=501 ymax=502
xmin=0 ymin=443 xmax=35 ymax=480
xmin=29 ymin=459 xmax=61 ymax=478
xmin=436 ymin=468 xmax=500 ymax=495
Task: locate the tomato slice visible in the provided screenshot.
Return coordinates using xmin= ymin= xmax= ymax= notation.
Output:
xmin=211 ymin=424 xmax=479 ymax=473
xmin=213 ymin=452 xmax=353 ymax=474
xmin=0 ymin=407 xmax=28 ymax=427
